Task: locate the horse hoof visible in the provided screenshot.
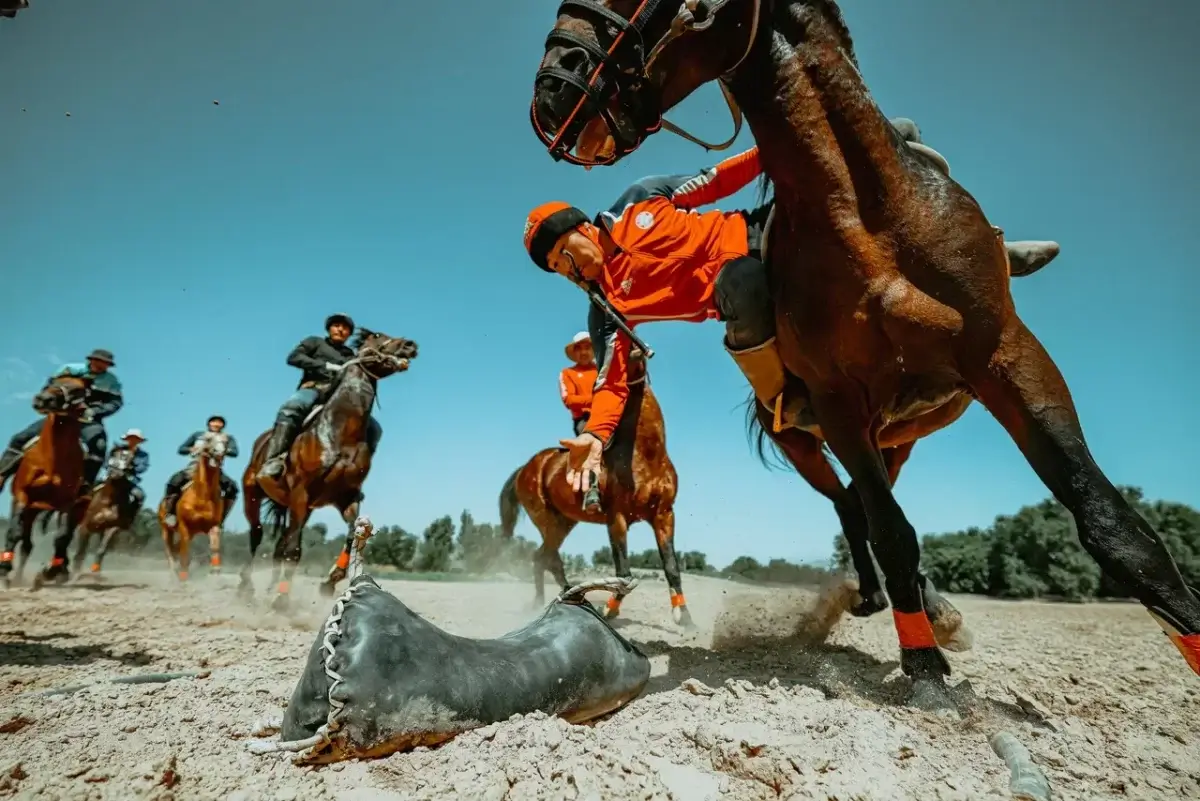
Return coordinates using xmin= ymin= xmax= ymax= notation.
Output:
xmin=318 ymin=581 xmax=336 ymax=598
xmin=673 ymin=605 xmax=697 ymax=630
xmin=31 ymin=574 xmax=45 ymax=592
xmin=908 ymin=678 xmax=959 ymax=719
xmin=849 ymin=590 xmax=889 ymax=618
xmin=270 ymin=594 xmax=290 ymax=613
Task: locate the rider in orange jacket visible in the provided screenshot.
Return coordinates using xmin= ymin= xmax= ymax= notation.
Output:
xmin=524 ymin=139 xmax=1059 ymax=486
xmin=560 ymin=332 xmax=598 ymax=436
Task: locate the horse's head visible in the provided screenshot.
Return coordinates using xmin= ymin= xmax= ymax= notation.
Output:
xmin=106 ymin=448 xmax=134 ymax=479
xmin=351 ymin=328 xmax=419 ymax=380
xmin=32 ymin=374 xmax=91 ymax=418
xmin=193 ymin=431 xmax=228 ymax=467
xmin=531 ymin=0 xmax=763 ymax=165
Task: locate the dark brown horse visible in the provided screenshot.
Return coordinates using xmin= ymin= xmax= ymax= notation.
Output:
xmin=1 ymin=373 xmax=90 ymax=588
xmin=242 ymin=328 xmax=418 ymax=610
xmin=499 ymin=350 xmax=693 ymax=626
xmin=530 ymin=0 xmax=1200 ymax=705
xmin=72 ymin=446 xmax=140 ymax=577
xmin=159 ymin=432 xmax=231 ymax=582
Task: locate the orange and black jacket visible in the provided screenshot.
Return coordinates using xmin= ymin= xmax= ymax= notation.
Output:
xmin=582 ymin=147 xmax=763 ymax=444
xmin=559 ymin=364 xmax=597 ymax=420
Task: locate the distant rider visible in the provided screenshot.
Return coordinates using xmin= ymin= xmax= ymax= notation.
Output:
xmin=0 ymin=348 xmax=123 ymax=493
xmin=161 ymin=415 xmax=240 ymax=524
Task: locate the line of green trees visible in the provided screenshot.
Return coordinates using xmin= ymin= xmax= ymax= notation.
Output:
xmin=833 ymin=486 xmax=1200 ymax=601
xmin=5 ymin=485 xmax=1195 ymax=599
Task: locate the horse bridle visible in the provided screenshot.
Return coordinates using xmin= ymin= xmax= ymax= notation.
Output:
xmin=531 ymin=0 xmax=762 ymax=166
xmin=345 ymin=338 xmax=412 ymax=381
xmin=36 ymin=380 xmax=89 ymax=414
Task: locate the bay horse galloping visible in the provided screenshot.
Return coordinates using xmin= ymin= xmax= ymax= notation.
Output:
xmin=1 ymin=374 xmax=90 ymax=588
xmin=73 ymin=447 xmax=140 ymax=577
xmin=242 ymin=328 xmax=418 ymax=611
xmin=500 ymin=348 xmax=692 ymax=626
xmin=158 ymin=432 xmax=230 ymax=582
xmin=530 ymin=0 xmax=1200 ymax=706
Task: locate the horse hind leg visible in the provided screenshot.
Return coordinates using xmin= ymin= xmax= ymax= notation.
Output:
xmin=808 ymin=387 xmax=955 ymax=714
xmin=965 ymin=317 xmax=1200 ymax=675
xmin=34 ymin=506 xmax=80 ymax=590
xmin=207 ymin=525 xmax=222 ymax=575
xmin=93 ymin=526 xmax=120 ymax=574
xmin=271 ymin=501 xmax=309 ymax=613
xmin=176 ymin=520 xmax=193 ymax=582
xmin=239 ymin=488 xmax=264 ymax=599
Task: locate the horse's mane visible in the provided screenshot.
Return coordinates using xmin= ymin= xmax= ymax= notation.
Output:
xmin=351 ymin=328 xmax=377 ymax=350
xmin=808 ymin=0 xmax=857 ymax=67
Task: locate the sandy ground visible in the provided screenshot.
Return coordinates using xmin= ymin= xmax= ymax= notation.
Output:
xmin=1 ymin=555 xmax=1198 ymax=801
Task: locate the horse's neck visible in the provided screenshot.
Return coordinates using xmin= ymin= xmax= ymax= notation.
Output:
xmin=612 ymin=381 xmax=662 ymax=450
xmin=193 ymin=458 xmax=218 ymax=487
xmin=730 ymin=1 xmax=904 ymax=226
xmin=324 ymin=364 xmax=377 ymax=428
xmin=44 ymin=414 xmax=80 ymax=444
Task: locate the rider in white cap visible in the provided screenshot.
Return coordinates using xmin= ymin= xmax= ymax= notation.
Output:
xmin=560 ymin=331 xmax=597 ymax=436
xmin=107 ymin=429 xmax=150 ymax=512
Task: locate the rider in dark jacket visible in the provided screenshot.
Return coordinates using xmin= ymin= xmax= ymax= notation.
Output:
xmin=160 ymin=416 xmax=240 ymax=524
xmin=256 ymin=313 xmax=382 ymax=480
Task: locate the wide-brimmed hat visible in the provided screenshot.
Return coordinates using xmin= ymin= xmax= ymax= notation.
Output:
xmin=86 ymin=348 xmax=115 ymax=366
xmin=122 ymin=428 xmax=146 ymax=441
xmin=564 ymin=331 xmax=592 ymax=360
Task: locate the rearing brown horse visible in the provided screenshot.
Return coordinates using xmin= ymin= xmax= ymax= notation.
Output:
xmin=1 ymin=373 xmax=90 ymax=588
xmin=242 ymin=328 xmax=418 ymax=611
xmin=500 ymin=348 xmax=693 ymax=626
xmin=530 ymin=0 xmax=1200 ymax=706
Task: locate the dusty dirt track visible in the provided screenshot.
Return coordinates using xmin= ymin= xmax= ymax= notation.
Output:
xmin=1 ymin=560 xmax=1198 ymax=801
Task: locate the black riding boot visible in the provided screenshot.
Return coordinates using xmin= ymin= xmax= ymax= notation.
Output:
xmin=258 ymin=419 xmax=297 ymax=479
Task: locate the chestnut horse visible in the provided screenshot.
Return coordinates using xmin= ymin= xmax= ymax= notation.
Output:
xmin=159 ymin=431 xmax=230 ymax=582
xmin=73 ymin=446 xmax=140 ymax=577
xmin=242 ymin=328 xmax=418 ymax=611
xmin=1 ymin=373 xmax=90 ymax=588
xmin=530 ymin=0 xmax=1200 ymax=706
xmin=499 ymin=349 xmax=692 ymax=626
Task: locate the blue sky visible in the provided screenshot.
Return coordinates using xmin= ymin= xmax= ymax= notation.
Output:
xmin=2 ymin=0 xmax=1196 ymax=568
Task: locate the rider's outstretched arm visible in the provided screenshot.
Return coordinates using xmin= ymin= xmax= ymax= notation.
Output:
xmin=177 ymin=433 xmax=198 ymax=456
xmin=599 ymin=146 xmax=762 ymax=224
xmin=225 ymin=436 xmax=240 ymax=459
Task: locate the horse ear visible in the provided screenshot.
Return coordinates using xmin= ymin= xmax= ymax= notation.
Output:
xmin=353 ymin=327 xmax=379 ymax=347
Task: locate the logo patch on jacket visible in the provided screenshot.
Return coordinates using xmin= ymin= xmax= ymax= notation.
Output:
xmin=634 ymin=211 xmax=654 ymax=230
xmin=620 ymin=278 xmax=633 ymax=294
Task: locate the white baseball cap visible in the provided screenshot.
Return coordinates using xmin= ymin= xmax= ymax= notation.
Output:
xmin=123 ymin=428 xmax=146 ymax=441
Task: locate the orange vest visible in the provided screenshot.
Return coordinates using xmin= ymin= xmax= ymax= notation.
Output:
xmin=560 ymin=364 xmax=597 ymax=419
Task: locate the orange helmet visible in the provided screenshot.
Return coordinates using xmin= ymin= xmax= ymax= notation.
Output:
xmin=524 ymin=201 xmax=588 ymax=272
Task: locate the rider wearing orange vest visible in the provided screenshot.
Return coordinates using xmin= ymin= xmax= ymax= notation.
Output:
xmin=523 ymin=138 xmax=1060 ymax=482
xmin=560 ymin=332 xmax=598 ymax=436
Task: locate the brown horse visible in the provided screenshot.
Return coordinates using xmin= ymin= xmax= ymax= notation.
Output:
xmin=242 ymin=328 xmax=418 ymax=611
xmin=530 ymin=0 xmax=1200 ymax=705
xmin=72 ymin=447 xmax=141 ymax=577
xmin=1 ymin=373 xmax=90 ymax=588
xmin=159 ymin=432 xmax=230 ymax=582
xmin=499 ymin=349 xmax=693 ymax=626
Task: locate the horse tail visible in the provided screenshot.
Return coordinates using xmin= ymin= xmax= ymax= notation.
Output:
xmin=499 ymin=468 xmax=523 ymax=539
xmin=263 ymin=498 xmax=289 ymax=541
xmin=743 ymin=391 xmax=832 ymax=471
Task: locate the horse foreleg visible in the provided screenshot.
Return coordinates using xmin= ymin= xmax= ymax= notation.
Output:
xmin=603 ymin=514 xmax=632 ymax=619
xmin=72 ymin=524 xmax=92 ymax=577
xmin=1 ymin=503 xmax=29 ymax=587
xmin=34 ymin=502 xmax=82 ymax=589
xmin=320 ymin=497 xmax=360 ymax=597
xmin=966 ymin=317 xmax=1200 ymax=677
xmin=208 ymin=525 xmax=222 ymax=575
xmin=160 ymin=507 xmax=180 ymax=580
xmin=176 ymin=519 xmax=193 ymax=582
xmin=240 ymin=488 xmax=264 ymax=598
xmin=651 ymin=508 xmax=693 ymax=628
xmin=809 ymin=385 xmax=954 ymax=714
xmin=93 ymin=526 xmax=119 ymax=574
xmin=271 ymin=500 xmax=308 ymax=613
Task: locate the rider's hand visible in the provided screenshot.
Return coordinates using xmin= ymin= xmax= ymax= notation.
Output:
xmin=559 ymin=432 xmax=603 ymax=492
xmin=79 ymin=408 xmax=94 ymax=423
xmin=324 ymin=362 xmax=345 ymax=372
